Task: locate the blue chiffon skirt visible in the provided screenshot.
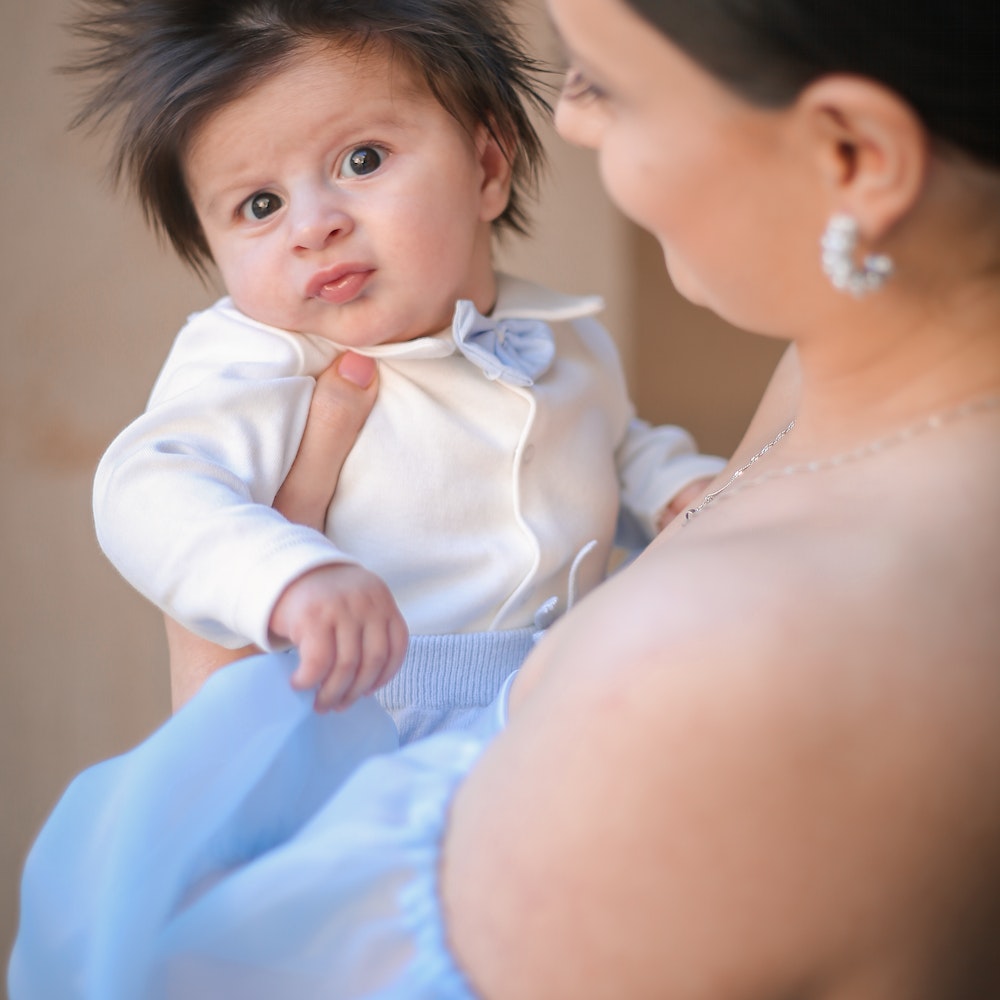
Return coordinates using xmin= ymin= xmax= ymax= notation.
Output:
xmin=9 ymin=653 xmax=508 ymax=999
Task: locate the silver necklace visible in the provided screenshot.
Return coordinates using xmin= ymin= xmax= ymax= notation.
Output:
xmin=684 ymin=419 xmax=795 ymax=521
xmin=684 ymin=391 xmax=1000 ymax=523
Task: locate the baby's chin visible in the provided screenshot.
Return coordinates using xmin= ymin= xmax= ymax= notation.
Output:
xmin=295 ymin=321 xmax=444 ymax=349
xmin=234 ymin=295 xmax=458 ymax=347
xmin=312 ymin=313 xmax=459 ymax=348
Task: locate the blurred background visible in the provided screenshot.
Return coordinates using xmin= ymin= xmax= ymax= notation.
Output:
xmin=1 ymin=0 xmax=785 ymax=970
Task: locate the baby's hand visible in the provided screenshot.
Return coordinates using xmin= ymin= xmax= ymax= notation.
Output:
xmin=657 ymin=475 xmax=718 ymax=532
xmin=269 ymin=564 xmax=408 ymax=712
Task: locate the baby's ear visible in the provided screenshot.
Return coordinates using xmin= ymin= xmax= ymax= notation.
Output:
xmin=797 ymin=75 xmax=929 ymax=240
xmin=476 ymin=122 xmax=514 ymax=223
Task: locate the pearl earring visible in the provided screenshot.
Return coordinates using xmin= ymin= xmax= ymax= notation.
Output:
xmin=820 ymin=213 xmax=894 ymax=297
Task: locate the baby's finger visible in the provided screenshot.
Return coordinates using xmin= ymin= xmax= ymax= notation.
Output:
xmin=313 ymin=627 xmax=363 ymax=712
xmin=314 ymin=668 xmax=356 ymax=712
xmin=368 ymin=614 xmax=409 ymax=694
xmin=337 ymin=621 xmax=395 ymax=708
xmin=290 ymin=631 xmax=337 ymax=691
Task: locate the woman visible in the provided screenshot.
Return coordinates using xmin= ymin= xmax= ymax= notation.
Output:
xmin=12 ymin=0 xmax=1000 ymax=996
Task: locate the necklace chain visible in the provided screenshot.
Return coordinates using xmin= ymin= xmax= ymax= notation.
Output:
xmin=684 ymin=391 xmax=1000 ymax=523
xmin=684 ymin=419 xmax=795 ymax=521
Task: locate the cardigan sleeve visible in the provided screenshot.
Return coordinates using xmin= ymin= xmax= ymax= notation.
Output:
xmin=92 ymin=304 xmax=355 ymax=650
xmin=615 ymin=417 xmax=726 ymax=542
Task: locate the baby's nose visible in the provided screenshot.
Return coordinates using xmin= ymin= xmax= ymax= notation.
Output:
xmin=292 ymin=196 xmax=354 ymax=251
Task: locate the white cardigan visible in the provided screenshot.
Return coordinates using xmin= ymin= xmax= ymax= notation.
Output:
xmin=94 ymin=274 xmax=723 ymax=649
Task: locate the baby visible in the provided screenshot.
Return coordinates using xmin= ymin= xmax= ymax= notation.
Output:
xmin=79 ymin=0 xmax=724 ymax=740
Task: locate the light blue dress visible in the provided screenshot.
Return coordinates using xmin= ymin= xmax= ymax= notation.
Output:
xmin=9 ymin=653 xmax=511 ymax=999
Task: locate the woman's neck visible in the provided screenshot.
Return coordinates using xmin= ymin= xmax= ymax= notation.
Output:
xmin=786 ymin=274 xmax=1000 ymax=455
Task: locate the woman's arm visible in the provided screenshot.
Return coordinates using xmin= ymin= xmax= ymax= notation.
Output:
xmin=440 ymin=544 xmax=830 ymax=999
xmin=440 ymin=523 xmax=993 ymax=999
xmin=167 ymin=352 xmax=379 ymax=711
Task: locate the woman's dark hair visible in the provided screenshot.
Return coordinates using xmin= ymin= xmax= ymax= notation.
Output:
xmin=68 ymin=0 xmax=550 ymax=273
xmin=624 ymin=1 xmax=1000 ymax=169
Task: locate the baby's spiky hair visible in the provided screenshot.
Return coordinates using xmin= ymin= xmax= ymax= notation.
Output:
xmin=69 ymin=0 xmax=551 ymax=273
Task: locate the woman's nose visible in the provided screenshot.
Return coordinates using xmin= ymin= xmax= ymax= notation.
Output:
xmin=554 ymin=95 xmax=604 ymax=150
xmin=291 ymin=194 xmax=354 ymax=251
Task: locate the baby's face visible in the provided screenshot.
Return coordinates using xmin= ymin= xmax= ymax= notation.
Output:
xmin=184 ymin=39 xmax=510 ymax=345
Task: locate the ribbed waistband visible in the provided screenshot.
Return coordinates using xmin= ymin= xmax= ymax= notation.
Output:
xmin=376 ymin=627 xmax=535 ymax=711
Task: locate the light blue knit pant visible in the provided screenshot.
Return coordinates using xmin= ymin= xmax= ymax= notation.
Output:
xmin=375 ymin=628 xmax=536 ymax=743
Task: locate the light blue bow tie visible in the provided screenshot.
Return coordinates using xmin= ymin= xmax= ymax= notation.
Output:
xmin=451 ymin=300 xmax=555 ymax=387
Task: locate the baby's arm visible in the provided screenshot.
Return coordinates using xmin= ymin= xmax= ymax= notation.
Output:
xmin=164 ymin=351 xmax=404 ymax=712
xmin=95 ymin=305 xmax=375 ymax=651
xmin=616 ymin=417 xmax=726 ymax=539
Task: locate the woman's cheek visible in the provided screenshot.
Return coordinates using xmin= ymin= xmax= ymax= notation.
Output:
xmin=598 ymin=136 xmax=663 ymax=228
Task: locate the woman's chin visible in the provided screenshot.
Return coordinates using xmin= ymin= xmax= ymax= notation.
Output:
xmin=664 ymin=260 xmax=708 ymax=309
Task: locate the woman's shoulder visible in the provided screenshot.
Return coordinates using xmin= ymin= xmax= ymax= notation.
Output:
xmin=445 ymin=484 xmax=1000 ymax=998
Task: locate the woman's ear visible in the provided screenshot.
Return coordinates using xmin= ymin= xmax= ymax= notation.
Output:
xmin=475 ymin=123 xmax=514 ymax=224
xmin=797 ymin=76 xmax=930 ymax=241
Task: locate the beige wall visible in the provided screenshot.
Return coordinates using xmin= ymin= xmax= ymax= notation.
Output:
xmin=1 ymin=0 xmax=784 ymax=969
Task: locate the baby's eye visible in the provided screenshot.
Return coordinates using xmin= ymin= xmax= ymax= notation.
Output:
xmin=241 ymin=192 xmax=283 ymax=221
xmin=339 ymin=145 xmax=387 ymax=179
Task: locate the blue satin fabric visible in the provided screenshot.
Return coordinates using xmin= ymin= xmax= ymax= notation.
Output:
xmin=9 ymin=653 xmax=506 ymax=999
xmin=451 ymin=299 xmax=555 ymax=386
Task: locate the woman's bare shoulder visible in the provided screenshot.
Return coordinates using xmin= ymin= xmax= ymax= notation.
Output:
xmin=443 ymin=506 xmax=1000 ymax=999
